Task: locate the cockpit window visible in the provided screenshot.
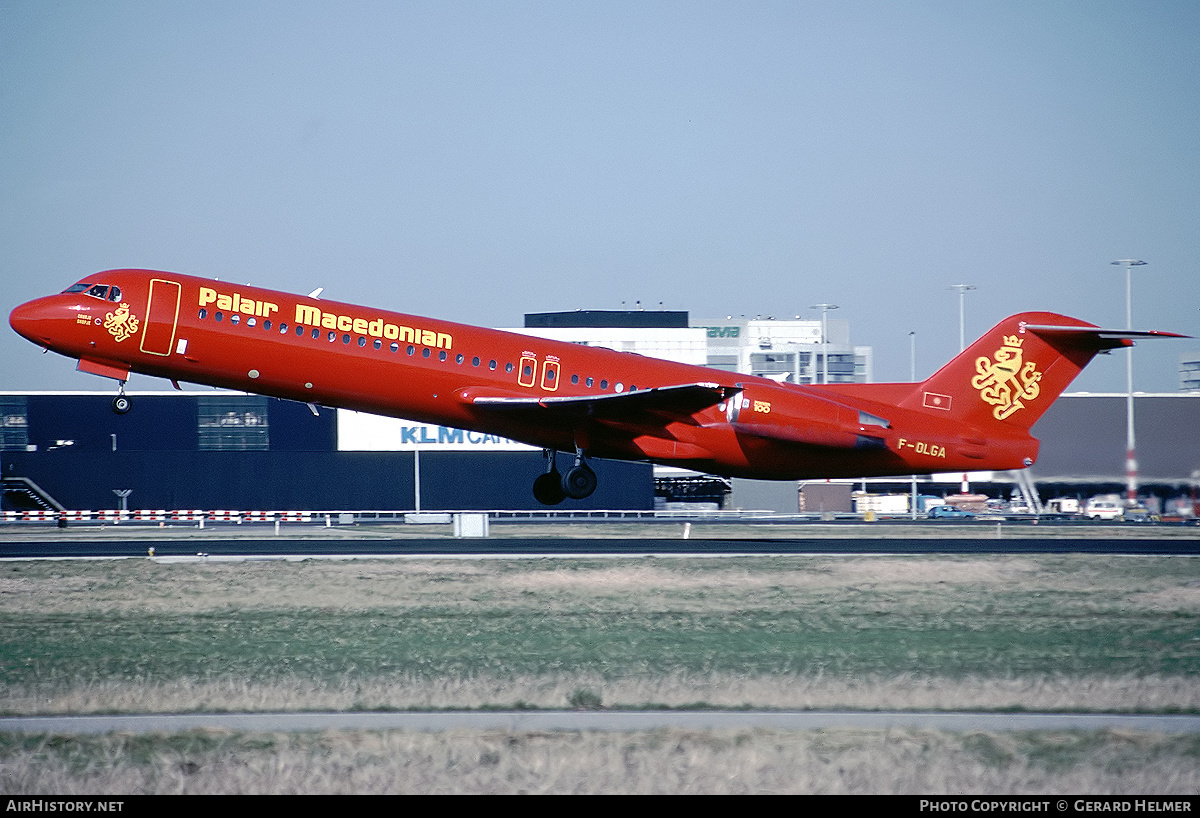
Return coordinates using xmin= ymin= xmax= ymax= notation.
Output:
xmin=62 ymin=282 xmax=121 ymax=301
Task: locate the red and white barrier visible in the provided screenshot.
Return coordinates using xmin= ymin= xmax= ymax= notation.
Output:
xmin=171 ymin=510 xmax=205 ymax=521
xmin=4 ymin=507 xmax=338 ymax=524
xmin=277 ymin=511 xmax=313 ymax=523
xmin=207 ymin=510 xmax=242 ymax=523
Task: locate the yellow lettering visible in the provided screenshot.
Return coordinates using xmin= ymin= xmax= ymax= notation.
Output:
xmin=202 ymin=287 xmax=282 ymax=319
xmin=225 ymin=294 xmax=451 ymax=349
xmin=296 ymin=304 xmax=321 ymax=325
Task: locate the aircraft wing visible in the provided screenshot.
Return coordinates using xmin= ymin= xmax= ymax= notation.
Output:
xmin=466 ymin=382 xmax=741 ymax=423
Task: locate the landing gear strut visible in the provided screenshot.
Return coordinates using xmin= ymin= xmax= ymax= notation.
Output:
xmin=532 ymin=447 xmax=599 ymax=505
xmin=562 ymin=448 xmax=597 ymax=500
xmin=111 ymin=381 xmax=131 ymax=415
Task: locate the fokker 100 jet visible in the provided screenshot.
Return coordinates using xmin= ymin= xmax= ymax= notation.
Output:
xmin=8 ymin=269 xmax=1184 ymax=504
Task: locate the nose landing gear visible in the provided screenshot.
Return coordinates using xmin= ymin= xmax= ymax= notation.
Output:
xmin=111 ymin=382 xmax=131 ymax=415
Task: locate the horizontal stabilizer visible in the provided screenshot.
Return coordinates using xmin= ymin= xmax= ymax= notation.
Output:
xmin=1024 ymin=324 xmax=1188 ymax=350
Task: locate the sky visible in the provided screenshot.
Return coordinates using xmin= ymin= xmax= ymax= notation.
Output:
xmin=2 ymin=0 xmax=1197 ymax=394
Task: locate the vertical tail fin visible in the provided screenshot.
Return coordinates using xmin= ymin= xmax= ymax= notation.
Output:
xmin=902 ymin=312 xmax=1171 ymax=433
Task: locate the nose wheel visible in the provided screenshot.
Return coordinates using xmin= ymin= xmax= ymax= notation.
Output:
xmin=111 ymin=383 xmax=131 ymax=415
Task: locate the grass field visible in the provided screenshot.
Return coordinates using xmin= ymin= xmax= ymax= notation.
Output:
xmin=5 ymin=728 xmax=1200 ymax=794
xmin=2 ymin=552 xmax=1198 ymax=793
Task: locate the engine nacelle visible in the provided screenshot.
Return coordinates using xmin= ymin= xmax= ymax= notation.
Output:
xmin=727 ymin=384 xmax=889 ymax=449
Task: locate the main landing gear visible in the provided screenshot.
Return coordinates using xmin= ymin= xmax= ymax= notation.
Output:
xmin=111 ymin=382 xmax=131 ymax=415
xmin=532 ymin=448 xmax=598 ymax=505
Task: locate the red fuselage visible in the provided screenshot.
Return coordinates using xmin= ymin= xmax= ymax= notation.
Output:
xmin=14 ymin=269 xmax=1140 ymax=484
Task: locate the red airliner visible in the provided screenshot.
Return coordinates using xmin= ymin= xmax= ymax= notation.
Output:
xmin=8 ymin=269 xmax=1184 ymax=504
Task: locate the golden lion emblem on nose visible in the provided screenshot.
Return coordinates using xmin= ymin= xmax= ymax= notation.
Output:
xmin=103 ymin=302 xmax=140 ymax=342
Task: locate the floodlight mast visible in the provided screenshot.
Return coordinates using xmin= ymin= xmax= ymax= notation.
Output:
xmin=948 ymin=284 xmax=977 ymax=494
xmin=948 ymin=284 xmax=977 ymax=352
xmin=1112 ymin=259 xmax=1147 ymax=505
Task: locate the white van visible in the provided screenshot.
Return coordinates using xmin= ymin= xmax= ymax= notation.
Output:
xmin=1085 ymin=497 xmax=1124 ymax=521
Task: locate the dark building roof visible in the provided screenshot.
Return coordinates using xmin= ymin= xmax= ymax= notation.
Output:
xmin=524 ymin=310 xmax=689 ymax=329
xmin=1031 ymin=394 xmax=1200 ymax=482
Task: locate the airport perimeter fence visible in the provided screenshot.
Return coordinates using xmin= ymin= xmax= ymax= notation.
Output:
xmin=7 ymin=509 xmax=1191 ymax=532
xmin=0 ymin=507 xmax=802 ymax=527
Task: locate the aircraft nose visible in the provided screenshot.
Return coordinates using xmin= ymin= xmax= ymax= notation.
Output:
xmin=9 ymin=297 xmax=55 ymax=344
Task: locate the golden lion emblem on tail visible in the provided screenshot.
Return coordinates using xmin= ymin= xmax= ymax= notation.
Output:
xmin=971 ymin=335 xmax=1042 ymax=420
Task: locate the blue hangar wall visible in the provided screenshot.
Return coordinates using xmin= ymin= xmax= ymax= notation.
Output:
xmin=0 ymin=394 xmax=653 ymax=511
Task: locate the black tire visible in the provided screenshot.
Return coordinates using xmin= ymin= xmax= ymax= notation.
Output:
xmin=112 ymin=396 xmax=131 ymax=414
xmin=562 ymin=464 xmax=597 ymax=500
xmin=533 ymin=471 xmax=566 ymax=505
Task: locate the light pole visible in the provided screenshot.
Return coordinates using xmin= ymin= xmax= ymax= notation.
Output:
xmin=1112 ymin=259 xmax=1146 ymax=505
xmin=910 ymin=330 xmax=917 ymax=518
xmin=948 ymin=285 xmax=976 ymax=495
xmin=810 ymin=304 xmax=838 ymax=384
xmin=948 ymin=284 xmax=977 ymax=352
xmin=909 ymin=331 xmax=917 ymax=381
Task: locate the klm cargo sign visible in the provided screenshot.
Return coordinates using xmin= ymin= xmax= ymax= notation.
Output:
xmin=337 ymin=410 xmax=536 ymax=452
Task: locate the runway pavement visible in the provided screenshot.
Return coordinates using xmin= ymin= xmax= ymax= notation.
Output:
xmin=1 ymin=523 xmax=1199 ymax=559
